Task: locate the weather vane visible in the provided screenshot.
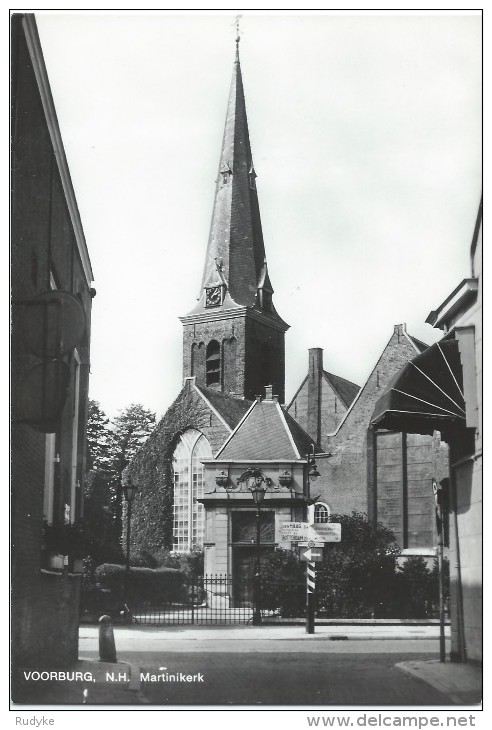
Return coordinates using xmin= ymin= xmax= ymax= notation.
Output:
xmin=234 ymin=15 xmax=242 ymax=47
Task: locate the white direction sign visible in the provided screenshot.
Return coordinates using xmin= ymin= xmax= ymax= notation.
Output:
xmin=300 ymin=546 xmax=323 ymax=562
xmin=280 ymin=522 xmax=311 ymax=542
xmin=310 ymin=523 xmax=342 ymax=543
xmin=280 ymin=521 xmax=342 ymax=543
xmin=298 ymin=541 xmax=324 ymax=548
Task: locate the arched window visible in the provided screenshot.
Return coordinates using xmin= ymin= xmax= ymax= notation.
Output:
xmin=314 ymin=502 xmax=330 ymax=523
xmin=206 ymin=340 xmax=221 ymax=387
xmin=172 ymin=429 xmax=212 ymax=552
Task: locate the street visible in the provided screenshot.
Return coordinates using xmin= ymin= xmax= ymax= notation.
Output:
xmin=79 ymin=625 xmax=454 ymax=706
xmin=132 ymin=650 xmax=448 ymax=705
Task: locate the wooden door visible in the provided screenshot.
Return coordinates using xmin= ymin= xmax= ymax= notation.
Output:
xmin=232 ymin=547 xmax=256 ymax=606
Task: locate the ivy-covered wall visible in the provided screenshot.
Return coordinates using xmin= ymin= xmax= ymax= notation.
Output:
xmin=124 ymin=380 xmax=231 ymax=557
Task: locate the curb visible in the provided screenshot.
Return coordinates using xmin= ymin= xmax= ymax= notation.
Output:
xmin=120 ymin=661 xmax=142 ymax=691
xmin=395 ymin=660 xmax=482 ymax=706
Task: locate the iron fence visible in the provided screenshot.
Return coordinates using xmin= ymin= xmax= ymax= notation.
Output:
xmin=128 ymin=574 xmax=306 ymax=625
xmin=80 ymin=569 xmax=445 ymax=625
xmin=81 ymin=574 xmax=306 ymax=625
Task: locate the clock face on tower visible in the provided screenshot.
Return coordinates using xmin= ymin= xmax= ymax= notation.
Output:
xmin=205 ymin=286 xmax=222 ymax=307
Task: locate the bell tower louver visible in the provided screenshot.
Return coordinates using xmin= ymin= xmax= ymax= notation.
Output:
xmin=180 ymin=40 xmax=289 ymax=403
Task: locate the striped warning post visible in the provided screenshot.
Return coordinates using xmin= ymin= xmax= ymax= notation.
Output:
xmin=307 ymin=562 xmax=316 ymax=594
xmin=306 ymin=561 xmax=316 ymax=633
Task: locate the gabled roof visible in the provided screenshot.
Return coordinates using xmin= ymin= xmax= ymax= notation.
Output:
xmin=194 ymin=383 xmax=252 ymax=430
xmin=323 ymin=371 xmax=360 ymax=408
xmin=327 ymin=324 xmax=429 ymax=437
xmin=287 ymin=370 xmax=359 ymax=411
xmin=283 ymin=409 xmax=318 ymax=457
xmin=217 ymin=397 xmax=316 ymax=461
xmin=406 ymin=335 xmax=428 ymax=354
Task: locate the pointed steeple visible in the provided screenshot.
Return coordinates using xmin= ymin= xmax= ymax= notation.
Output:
xmin=180 ymin=41 xmax=288 ymax=404
xmin=198 ymin=44 xmax=271 ymax=310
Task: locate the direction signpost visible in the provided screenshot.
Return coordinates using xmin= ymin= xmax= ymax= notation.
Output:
xmin=280 ymin=522 xmax=341 ymax=544
xmin=279 ymin=522 xmax=311 ymax=543
xmin=299 ymin=546 xmax=324 ymax=562
xmin=280 ymin=520 xmax=342 ymax=634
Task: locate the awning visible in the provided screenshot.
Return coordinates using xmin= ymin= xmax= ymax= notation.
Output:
xmin=371 ymin=338 xmax=466 ymax=436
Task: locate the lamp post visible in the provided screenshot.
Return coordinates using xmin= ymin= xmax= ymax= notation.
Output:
xmin=123 ymin=478 xmax=137 ymax=614
xmin=306 ymin=444 xmax=320 ymax=634
xmin=249 ymin=479 xmax=267 ymax=626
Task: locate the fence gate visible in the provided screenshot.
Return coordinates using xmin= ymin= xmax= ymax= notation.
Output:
xmin=127 ymin=574 xmax=305 ymax=626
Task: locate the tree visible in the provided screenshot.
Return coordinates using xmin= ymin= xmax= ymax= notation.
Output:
xmin=83 ymin=401 xmax=121 ymax=569
xmin=112 ymin=404 xmax=157 ymax=477
xmin=85 ymin=400 xmax=114 ymax=473
xmin=83 ymin=400 xmax=156 ymax=572
xmin=111 ymin=403 xmax=156 ymax=536
xmin=316 ymin=512 xmax=401 ymax=618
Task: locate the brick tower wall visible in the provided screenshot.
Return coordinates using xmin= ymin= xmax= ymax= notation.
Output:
xmin=182 ymin=312 xmax=285 ymax=403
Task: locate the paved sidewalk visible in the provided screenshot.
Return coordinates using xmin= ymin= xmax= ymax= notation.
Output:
xmin=396 ymin=659 xmax=482 ymax=706
xmin=80 ymin=622 xmax=450 ymax=645
xmin=12 ymin=659 xmax=147 ymax=706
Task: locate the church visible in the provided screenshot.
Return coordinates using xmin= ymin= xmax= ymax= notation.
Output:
xmin=126 ymin=39 xmax=445 ymax=580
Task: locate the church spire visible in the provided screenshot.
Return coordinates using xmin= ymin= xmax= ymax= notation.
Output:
xmin=198 ymin=43 xmax=271 ymax=311
xmin=235 ymin=16 xmax=240 ymax=62
xmin=180 ymin=40 xmax=288 ymax=404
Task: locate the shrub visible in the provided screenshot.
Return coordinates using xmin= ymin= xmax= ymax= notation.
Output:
xmin=394 ymin=556 xmax=431 ymax=618
xmin=257 ymin=548 xmax=305 ymax=617
xmin=129 ymin=550 xmax=159 ymax=568
xmin=94 ymin=563 xmax=185 ymax=606
xmin=156 ymin=550 xmax=204 ymax=580
xmin=394 ymin=556 xmax=450 ymax=618
xmin=315 ymin=512 xmax=401 ymax=618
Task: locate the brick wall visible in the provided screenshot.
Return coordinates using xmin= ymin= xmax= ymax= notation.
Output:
xmin=11 ymin=16 xmax=93 ymax=671
xmin=302 ymin=327 xmax=448 ymax=549
xmin=287 ymin=351 xmax=349 ymax=443
xmin=183 ymin=315 xmax=247 ymax=398
xmin=183 ymin=309 xmax=285 ymax=402
xmin=245 ymin=316 xmax=285 ymax=403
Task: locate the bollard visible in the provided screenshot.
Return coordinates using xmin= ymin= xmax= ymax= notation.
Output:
xmin=98 ymin=615 xmax=117 ymax=663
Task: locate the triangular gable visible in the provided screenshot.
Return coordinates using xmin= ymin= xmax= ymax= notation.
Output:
xmin=286 ymin=375 xmax=308 ymax=411
xmin=193 ymin=381 xmax=252 ymax=431
xmin=323 ymin=371 xmax=360 ymax=409
xmin=217 ymin=399 xmax=303 ymax=461
xmin=326 ymin=325 xmax=429 ymax=437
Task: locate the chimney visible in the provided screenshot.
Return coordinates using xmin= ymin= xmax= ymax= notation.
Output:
xmin=394 ymin=323 xmax=406 ymax=343
xmin=307 ymin=348 xmax=323 ymax=445
xmin=264 ymin=384 xmax=278 ymax=402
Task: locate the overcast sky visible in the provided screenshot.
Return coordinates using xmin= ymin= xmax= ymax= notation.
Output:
xmin=35 ymin=11 xmax=482 ymax=420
